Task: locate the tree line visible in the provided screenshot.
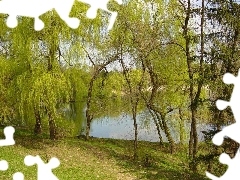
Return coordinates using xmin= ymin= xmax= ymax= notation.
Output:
xmin=0 ymin=0 xmax=239 ymax=173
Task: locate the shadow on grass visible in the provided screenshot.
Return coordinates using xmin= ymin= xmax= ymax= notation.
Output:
xmin=13 ymin=128 xmax=54 ymax=150
xmin=8 ymin=128 xmax=210 ymax=180
xmin=80 ymin=138 xmax=209 ymax=180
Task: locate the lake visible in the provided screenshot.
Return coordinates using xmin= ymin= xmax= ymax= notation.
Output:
xmin=81 ymin=112 xmax=210 ymax=143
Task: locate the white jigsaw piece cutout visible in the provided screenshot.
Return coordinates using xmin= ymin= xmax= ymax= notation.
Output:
xmin=13 ymin=172 xmax=24 ymax=180
xmin=0 ymin=126 xmax=15 ymax=146
xmin=212 ymin=69 xmax=240 ymax=146
xmin=0 ymin=0 xmax=122 ymax=31
xmin=0 ymin=0 xmax=80 ymax=31
xmin=206 ymin=69 xmax=240 ymax=179
xmin=19 ymin=155 xmax=60 ymax=180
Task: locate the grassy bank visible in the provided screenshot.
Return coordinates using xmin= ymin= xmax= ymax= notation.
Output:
xmin=0 ymin=129 xmax=209 ymax=180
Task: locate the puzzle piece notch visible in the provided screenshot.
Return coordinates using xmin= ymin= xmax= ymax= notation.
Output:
xmin=206 ymin=149 xmax=240 ymax=180
xmin=221 ymin=72 xmax=236 ymax=85
xmin=212 ymin=70 xmax=240 ymax=146
xmin=216 ymin=100 xmax=230 ymax=111
xmin=13 ymin=172 xmax=24 ymax=180
xmin=0 ymin=126 xmax=15 ymax=147
xmin=211 ymin=123 xmax=240 ymax=146
xmin=24 ymin=155 xmax=60 ymax=180
xmin=207 ymin=69 xmax=240 ymax=179
xmin=0 ymin=160 xmax=8 ymax=171
xmin=0 ymin=0 xmax=122 ymax=31
xmin=0 ymin=0 xmax=80 ymax=31
xmin=216 ymin=70 xmax=240 ymax=120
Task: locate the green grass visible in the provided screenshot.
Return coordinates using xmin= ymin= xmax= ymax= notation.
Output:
xmin=0 ymin=128 xmax=210 ymax=180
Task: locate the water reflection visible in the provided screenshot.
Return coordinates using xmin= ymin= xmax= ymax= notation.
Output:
xmin=83 ymin=112 xmax=210 ymax=143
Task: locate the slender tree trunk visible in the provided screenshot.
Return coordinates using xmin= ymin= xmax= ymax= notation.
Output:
xmin=178 ymin=108 xmax=184 ymax=145
xmin=189 ymin=0 xmax=205 ymax=171
xmin=148 ymin=108 xmax=163 ymax=145
xmin=85 ymin=74 xmax=96 ymax=140
xmin=151 ymin=107 xmax=175 ymax=153
xmin=84 ymin=52 xmax=119 ymax=140
xmin=189 ymin=104 xmax=199 ymax=161
xmin=119 ymin=57 xmax=139 ymax=160
xmin=143 ymin=57 xmax=175 ymax=152
xmin=133 ymin=104 xmax=138 ymax=160
xmin=182 ymin=0 xmax=195 ymax=159
xmin=47 ymin=35 xmax=58 ymax=140
xmin=48 ymin=111 xmax=56 ymax=140
xmin=161 ymin=114 xmax=175 ymax=153
xmin=85 ymin=114 xmax=92 ymax=140
xmin=190 ymin=108 xmax=198 ymax=160
xmin=34 ymin=107 xmax=42 ymax=134
xmin=182 ymin=0 xmax=201 ymax=164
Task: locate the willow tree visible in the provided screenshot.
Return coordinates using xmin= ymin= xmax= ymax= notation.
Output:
xmin=6 ymin=3 xmax=97 ymax=139
xmin=0 ymin=58 xmax=19 ymax=125
xmin=0 ymin=15 xmax=38 ymax=126
xmin=10 ymin=15 xmax=71 ymax=138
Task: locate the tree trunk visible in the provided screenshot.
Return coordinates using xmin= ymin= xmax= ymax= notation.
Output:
xmin=189 ymin=0 xmax=205 ymax=171
xmin=84 ymin=52 xmax=119 ymax=141
xmin=119 ymin=57 xmax=140 ymax=160
xmin=181 ymin=0 xmax=201 ymax=167
xmin=47 ymin=35 xmax=57 ymax=140
xmin=133 ymin=104 xmax=138 ymax=160
xmin=183 ymin=0 xmax=195 ymax=159
xmin=189 ymin=107 xmax=198 ymax=171
xmin=178 ymin=108 xmax=184 ymax=145
xmin=34 ymin=108 xmax=42 ymax=134
xmin=148 ymin=108 xmax=163 ymax=145
xmin=85 ymin=112 xmax=93 ymax=140
xmin=192 ymin=109 xmax=198 ymax=159
xmin=48 ymin=111 xmax=56 ymax=140
xmin=152 ymin=107 xmax=175 ymax=153
xmin=161 ymin=114 xmax=175 ymax=154
xmin=85 ymin=74 xmax=96 ymax=141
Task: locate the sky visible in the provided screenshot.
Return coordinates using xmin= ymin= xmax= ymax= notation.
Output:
xmin=61 ymin=0 xmax=240 ymax=70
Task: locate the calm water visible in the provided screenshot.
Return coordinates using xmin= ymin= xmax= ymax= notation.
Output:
xmin=81 ymin=112 xmax=210 ymax=143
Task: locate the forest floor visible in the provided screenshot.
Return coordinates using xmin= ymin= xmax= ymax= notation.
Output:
xmin=0 ymin=129 xmax=211 ymax=180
